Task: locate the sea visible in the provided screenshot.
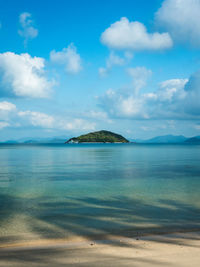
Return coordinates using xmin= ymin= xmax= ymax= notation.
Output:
xmin=0 ymin=143 xmax=200 ymax=244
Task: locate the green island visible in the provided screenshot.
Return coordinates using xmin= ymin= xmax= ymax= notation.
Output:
xmin=65 ymin=130 xmax=129 ymax=143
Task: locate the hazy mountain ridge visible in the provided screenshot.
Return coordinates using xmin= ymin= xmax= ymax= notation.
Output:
xmin=135 ymin=135 xmax=187 ymax=144
xmin=185 ymin=136 xmax=200 ymax=143
xmin=0 ymin=136 xmax=71 ymax=144
xmin=1 ymin=134 xmax=200 ymax=144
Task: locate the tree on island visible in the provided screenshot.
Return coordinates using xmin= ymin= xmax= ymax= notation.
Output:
xmin=65 ymin=130 xmax=129 ymax=143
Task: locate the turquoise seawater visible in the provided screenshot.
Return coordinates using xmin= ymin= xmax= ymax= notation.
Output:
xmin=0 ymin=143 xmax=200 ymax=243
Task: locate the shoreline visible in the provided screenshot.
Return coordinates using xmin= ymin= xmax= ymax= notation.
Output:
xmin=1 ymin=227 xmax=200 ymax=250
xmin=0 ymin=230 xmax=200 ymax=267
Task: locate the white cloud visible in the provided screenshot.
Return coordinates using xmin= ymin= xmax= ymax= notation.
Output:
xmin=101 ymin=17 xmax=173 ymax=51
xmin=98 ymin=76 xmax=198 ymax=120
xmin=157 ymin=79 xmax=188 ymax=101
xmin=127 ymin=67 xmax=152 ymax=94
xmin=85 ymin=110 xmax=113 ymax=123
xmin=144 ymin=78 xmax=189 ymax=119
xmin=98 ymin=67 xmax=108 ymax=77
xmin=0 ymin=101 xmax=16 ymax=129
xmin=59 ymin=118 xmax=95 ymax=131
xmin=0 ymin=52 xmax=53 ymax=98
xmin=99 ymin=51 xmax=133 ymax=77
xmin=0 ymin=101 xmax=16 ymax=121
xmin=18 ymin=110 xmax=95 ymax=131
xmin=117 ymin=96 xmax=147 ymax=118
xmin=194 ymin=124 xmax=200 ymax=130
xmin=18 ymin=12 xmax=38 ymax=45
xmin=18 ymin=111 xmax=55 ymax=128
xmin=0 ymin=122 xmax=9 ymax=130
xmin=98 ymin=66 xmax=152 ymax=118
xmin=98 ymin=88 xmax=147 ymax=119
xmin=0 ymin=101 xmax=16 ymax=112
xmin=88 ymin=110 xmax=109 ymax=120
xmin=50 ymin=43 xmax=82 ymax=74
xmin=184 ymin=70 xmax=200 ymax=115
xmin=106 ymin=51 xmax=126 ymax=68
xmin=0 ymin=100 xmax=95 ymax=132
xmin=155 ymin=0 xmax=200 ymax=45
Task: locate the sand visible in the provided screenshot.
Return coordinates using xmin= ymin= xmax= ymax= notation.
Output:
xmin=0 ymin=231 xmax=200 ymax=266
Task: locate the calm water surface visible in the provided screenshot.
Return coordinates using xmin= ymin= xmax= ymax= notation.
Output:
xmin=0 ymin=143 xmax=200 ymax=243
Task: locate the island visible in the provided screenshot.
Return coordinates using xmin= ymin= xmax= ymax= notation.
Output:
xmin=65 ymin=130 xmax=129 ymax=143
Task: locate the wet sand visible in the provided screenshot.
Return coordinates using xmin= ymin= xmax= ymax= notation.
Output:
xmin=0 ymin=231 xmax=200 ymax=266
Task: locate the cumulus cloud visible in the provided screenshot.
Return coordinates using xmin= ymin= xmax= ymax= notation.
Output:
xmin=98 ymin=89 xmax=148 ymax=118
xmin=98 ymin=74 xmax=200 ymax=120
xmin=0 ymin=100 xmax=95 ymax=132
xmin=59 ymin=118 xmax=95 ymax=131
xmin=194 ymin=124 xmax=200 ymax=130
xmin=98 ymin=66 xmax=152 ymax=118
xmin=106 ymin=51 xmax=125 ymax=66
xmin=155 ymin=0 xmax=200 ymax=45
xmin=0 ymin=101 xmax=16 ymax=112
xmin=99 ymin=51 xmax=133 ymax=77
xmin=127 ymin=67 xmax=152 ymax=94
xmin=143 ymin=78 xmax=189 ymax=119
xmin=157 ymin=79 xmax=187 ymax=101
xmin=18 ymin=111 xmax=55 ymax=128
xmin=101 ymin=17 xmax=173 ymax=51
xmin=0 ymin=52 xmax=53 ymax=98
xmin=98 ymin=67 xmax=108 ymax=77
xmin=19 ymin=111 xmax=95 ymax=131
xmin=50 ymin=43 xmax=82 ymax=74
xmin=88 ymin=110 xmax=110 ymax=120
xmin=0 ymin=101 xmax=16 ymax=130
xmin=184 ymin=70 xmax=200 ymax=115
xmin=18 ymin=12 xmax=38 ymax=45
xmin=0 ymin=101 xmax=16 ymax=121
xmin=83 ymin=110 xmax=113 ymax=124
xmin=0 ymin=121 xmax=9 ymax=129
xmin=1 ymin=104 xmax=94 ymax=131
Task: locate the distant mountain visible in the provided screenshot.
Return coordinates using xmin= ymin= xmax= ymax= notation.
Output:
xmin=2 ymin=134 xmax=200 ymax=145
xmin=1 ymin=136 xmax=71 ymax=144
xmin=0 ymin=140 xmax=19 ymax=144
xmin=23 ymin=138 xmax=67 ymax=144
xmin=21 ymin=138 xmax=66 ymax=144
xmin=48 ymin=138 xmax=68 ymax=143
xmin=185 ymin=136 xmax=200 ymax=143
xmin=66 ymin=130 xmax=129 ymax=143
xmin=136 ymin=135 xmax=187 ymax=144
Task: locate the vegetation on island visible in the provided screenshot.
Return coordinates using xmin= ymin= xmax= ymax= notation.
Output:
xmin=65 ymin=130 xmax=129 ymax=143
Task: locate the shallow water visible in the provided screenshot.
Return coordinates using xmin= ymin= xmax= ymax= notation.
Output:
xmin=0 ymin=143 xmax=200 ymax=244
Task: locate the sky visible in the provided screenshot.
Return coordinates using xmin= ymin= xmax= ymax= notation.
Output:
xmin=0 ymin=0 xmax=200 ymax=140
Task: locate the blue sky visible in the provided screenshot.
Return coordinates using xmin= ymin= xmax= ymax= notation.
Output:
xmin=0 ymin=0 xmax=200 ymax=140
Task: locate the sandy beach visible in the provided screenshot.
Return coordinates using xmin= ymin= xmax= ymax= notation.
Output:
xmin=0 ymin=231 xmax=200 ymax=266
